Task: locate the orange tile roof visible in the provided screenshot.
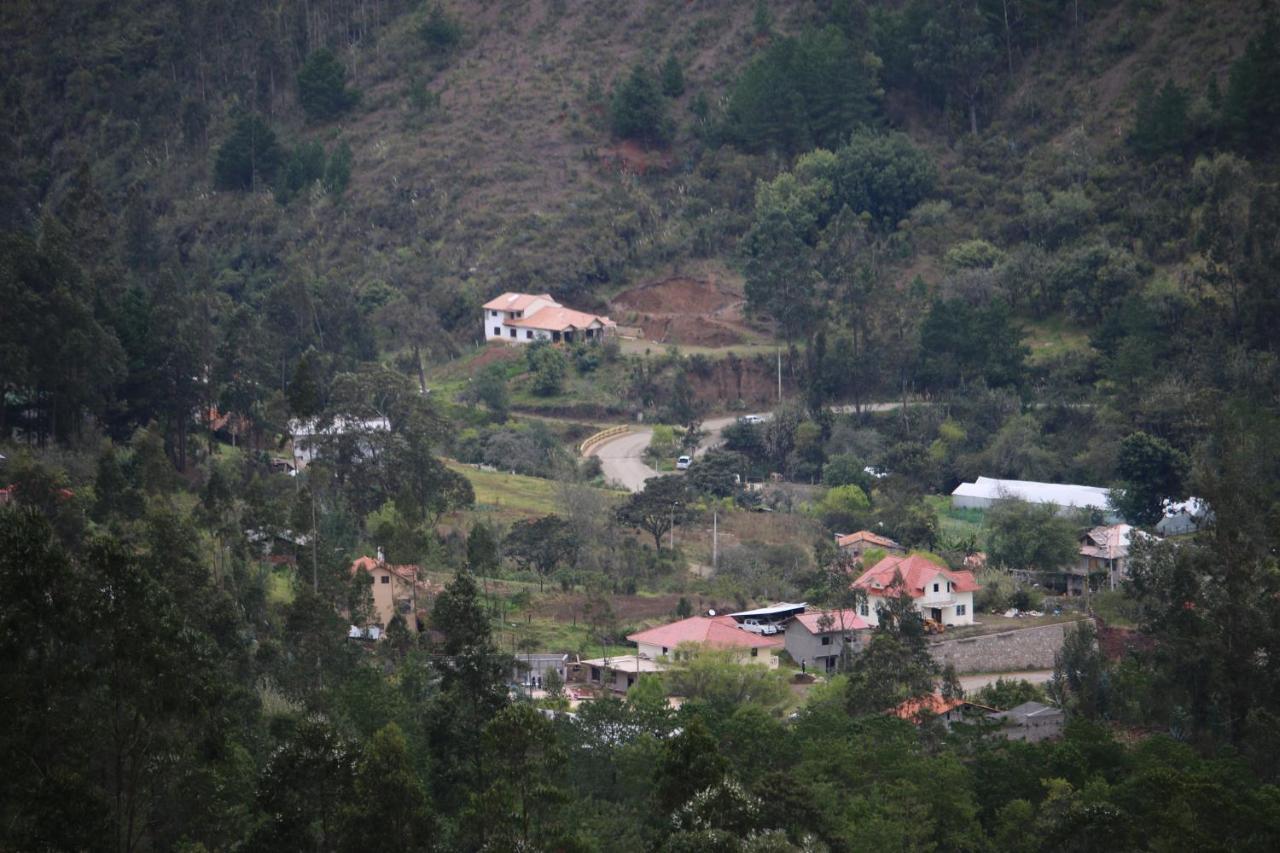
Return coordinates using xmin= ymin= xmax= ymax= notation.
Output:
xmin=627 ymin=615 xmax=783 ymax=650
xmin=507 ymin=305 xmax=614 ymax=332
xmin=852 ymin=554 xmax=981 ymax=599
xmin=482 ymin=292 xmax=557 ymax=311
xmin=893 ymin=693 xmax=966 ymax=721
xmin=836 ymin=530 xmax=901 ymax=549
xmin=792 ymin=609 xmax=870 ymax=634
xmin=350 ymin=555 xmax=424 ymax=586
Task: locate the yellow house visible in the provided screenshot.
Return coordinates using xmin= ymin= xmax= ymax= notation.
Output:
xmin=350 ymin=553 xmax=429 ymax=633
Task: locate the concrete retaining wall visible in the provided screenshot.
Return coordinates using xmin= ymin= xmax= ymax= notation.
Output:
xmin=928 ymin=619 xmax=1091 ymax=674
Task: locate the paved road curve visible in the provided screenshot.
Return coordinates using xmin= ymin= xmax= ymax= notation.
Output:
xmin=590 ymin=403 xmax=924 ymax=493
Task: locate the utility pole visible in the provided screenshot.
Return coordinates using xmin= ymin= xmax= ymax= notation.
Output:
xmin=310 ymin=489 xmax=319 ymax=593
xmin=777 ymin=347 xmax=783 ymax=402
xmin=712 ymin=507 xmax=718 ymax=571
xmin=670 ymin=501 xmax=677 ymax=550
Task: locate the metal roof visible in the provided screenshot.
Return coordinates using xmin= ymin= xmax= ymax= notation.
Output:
xmin=952 ymin=476 xmax=1112 ymax=510
xmin=728 ymin=602 xmax=807 ymax=619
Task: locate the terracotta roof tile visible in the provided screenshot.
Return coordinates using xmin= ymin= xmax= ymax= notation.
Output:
xmin=627 ymin=615 xmax=783 ymax=650
xmin=852 ymin=554 xmax=981 ymax=598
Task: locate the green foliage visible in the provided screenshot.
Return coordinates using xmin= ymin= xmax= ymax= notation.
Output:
xmin=723 ymin=27 xmax=879 ymax=155
xmin=665 ymin=647 xmax=791 ymax=715
xmin=985 ymin=498 xmax=1078 ymax=575
xmin=816 ymin=483 xmax=870 ymax=532
xmin=525 ymin=341 xmax=568 ymax=396
xmin=660 ymin=54 xmax=685 ymax=98
xmin=504 ymin=514 xmax=578 ymax=588
xmin=214 ymin=115 xmax=282 ymax=191
xmin=845 ymin=591 xmax=939 ymax=715
xmin=297 ymin=48 xmax=359 ymax=123
xmin=1112 ymin=431 xmax=1188 ymax=526
xmin=822 ymin=453 xmax=872 ymax=491
xmin=419 ymin=3 xmax=463 ymax=53
xmin=972 ymin=677 xmax=1048 ymax=711
xmin=615 ymin=474 xmax=691 ymax=550
xmin=277 ymin=140 xmax=326 ymax=202
xmin=466 ymin=521 xmax=500 ymax=574
xmin=610 ymin=63 xmax=670 ymax=145
xmin=917 ymin=298 xmax=1026 ymax=391
xmin=324 ymin=141 xmax=353 ymax=195
xmin=471 ymin=363 xmax=510 ymax=421
xmin=1222 ymin=17 xmax=1280 ymax=153
xmin=1130 ymin=77 xmax=1190 ymax=159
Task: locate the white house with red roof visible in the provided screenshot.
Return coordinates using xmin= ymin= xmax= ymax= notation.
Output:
xmin=627 ymin=614 xmax=783 ymax=668
xmin=482 ymin=292 xmax=615 ymax=344
xmin=852 ymin=554 xmax=981 ymax=627
xmin=784 ymin=608 xmax=870 ymax=675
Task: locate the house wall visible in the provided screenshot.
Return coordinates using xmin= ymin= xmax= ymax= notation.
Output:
xmin=927 ymin=619 xmax=1092 ymax=674
xmin=785 ymin=626 xmax=864 ymax=673
xmin=636 ymin=640 xmax=778 ymax=668
xmin=367 ymin=568 xmax=420 ymax=633
xmin=861 ymin=590 xmax=975 ymax=628
xmin=996 ymin=712 xmax=1065 ymax=742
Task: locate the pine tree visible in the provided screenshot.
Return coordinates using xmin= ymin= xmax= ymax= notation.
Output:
xmin=661 ymin=54 xmax=685 ymax=97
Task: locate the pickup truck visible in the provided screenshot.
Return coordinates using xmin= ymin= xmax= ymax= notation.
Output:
xmin=739 ymin=618 xmax=780 ymax=635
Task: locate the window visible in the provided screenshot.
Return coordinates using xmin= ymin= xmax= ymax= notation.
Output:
xmin=821 ymin=635 xmax=832 ymax=646
xmin=860 ymin=602 xmax=869 ymax=616
xmin=493 ymin=326 xmax=501 ymax=336
xmin=933 ymin=583 xmax=939 ymax=592
xmin=750 ymin=648 xmax=758 ymax=657
xmin=661 ymin=647 xmax=668 ymax=655
xmin=947 ymin=581 xmax=952 ymax=592
xmin=526 ymin=330 xmax=533 ymax=339
xmin=590 ymin=667 xmax=601 ymax=682
xmin=956 ymin=604 xmax=966 ymax=616
xmin=509 ymin=328 xmax=516 ymax=338
xmin=490 ymin=310 xmax=498 ymax=317
xmin=380 ymin=575 xmax=389 ymax=584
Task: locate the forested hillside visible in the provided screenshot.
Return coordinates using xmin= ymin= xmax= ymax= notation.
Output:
xmin=3 ymin=1 xmax=1280 ymax=850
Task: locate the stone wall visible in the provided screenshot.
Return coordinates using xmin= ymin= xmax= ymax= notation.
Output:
xmin=928 ymin=619 xmax=1092 ymax=674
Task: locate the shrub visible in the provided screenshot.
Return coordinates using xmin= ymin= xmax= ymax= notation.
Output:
xmin=610 ymin=64 xmax=670 ymax=145
xmin=420 ymin=4 xmax=462 ymax=52
xmin=297 ymin=49 xmax=359 ymax=123
xmin=214 ymin=115 xmax=281 ymax=191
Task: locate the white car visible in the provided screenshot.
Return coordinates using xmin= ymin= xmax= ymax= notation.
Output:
xmin=739 ymin=618 xmax=779 ymax=635
xmin=676 ymin=455 xmax=691 ymax=470
xmin=740 ymin=414 xmax=766 ymax=425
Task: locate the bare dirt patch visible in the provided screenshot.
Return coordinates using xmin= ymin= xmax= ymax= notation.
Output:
xmin=611 ymin=274 xmax=756 ymax=346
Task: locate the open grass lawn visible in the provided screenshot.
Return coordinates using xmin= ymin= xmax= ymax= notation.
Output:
xmin=927 ymin=495 xmax=987 ymax=545
xmin=446 ymin=460 xmax=624 ymax=520
xmin=1023 ymin=316 xmax=1094 ymax=366
xmin=266 ymin=566 xmax=296 ymax=605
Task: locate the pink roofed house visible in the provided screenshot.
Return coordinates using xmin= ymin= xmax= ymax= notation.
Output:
xmin=482 ymin=292 xmax=615 ymax=345
xmin=627 ymin=614 xmax=783 ymax=668
xmin=852 ymin=554 xmax=981 ymax=628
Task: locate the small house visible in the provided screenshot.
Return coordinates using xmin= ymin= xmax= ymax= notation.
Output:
xmin=836 ymin=529 xmax=905 ymax=561
xmin=987 ymin=701 xmax=1064 ymax=742
xmin=627 ymin=614 xmax=783 ymax=668
xmin=350 ymin=552 xmax=430 ymax=634
xmin=482 ymin=292 xmax=615 ymax=345
xmin=570 ymin=655 xmax=667 ymax=694
xmin=784 ymin=609 xmax=870 ymax=675
xmin=893 ymin=693 xmax=996 ymax=729
xmin=1157 ymin=497 xmax=1210 ymax=536
xmin=1074 ymin=524 xmax=1138 ymax=594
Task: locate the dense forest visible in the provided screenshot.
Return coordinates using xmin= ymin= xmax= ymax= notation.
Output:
xmin=3 ymin=0 xmax=1280 ymax=850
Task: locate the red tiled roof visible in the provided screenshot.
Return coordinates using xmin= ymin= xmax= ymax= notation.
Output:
xmin=893 ymin=693 xmax=965 ymax=721
xmin=792 ymin=609 xmax=870 ymax=634
xmin=836 ymin=530 xmax=901 ymax=549
xmin=852 ymin=554 xmax=981 ymax=599
xmin=482 ymin=292 xmax=557 ymax=311
xmin=627 ymin=615 xmax=783 ymax=650
xmin=507 ymin=306 xmax=614 ymax=332
xmin=350 ymin=555 xmax=425 ymax=586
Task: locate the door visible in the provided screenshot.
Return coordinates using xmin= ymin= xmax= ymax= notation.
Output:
xmin=931 ymin=607 xmax=943 ymax=623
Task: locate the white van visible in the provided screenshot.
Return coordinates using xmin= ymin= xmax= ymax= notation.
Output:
xmin=676 ymin=455 xmax=691 ymax=470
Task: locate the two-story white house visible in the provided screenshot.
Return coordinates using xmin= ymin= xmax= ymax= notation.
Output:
xmin=851 ymin=554 xmax=981 ymax=627
xmin=482 ymin=292 xmax=615 ymax=344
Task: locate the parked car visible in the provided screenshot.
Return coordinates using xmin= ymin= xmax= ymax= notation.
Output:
xmin=739 ymin=618 xmax=780 ymax=635
xmin=739 ymin=414 xmax=766 ymax=425
xmin=676 ymin=455 xmax=691 ymax=470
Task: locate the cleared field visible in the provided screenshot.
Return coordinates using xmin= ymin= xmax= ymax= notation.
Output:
xmin=446 ymin=460 xmax=624 ymax=520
